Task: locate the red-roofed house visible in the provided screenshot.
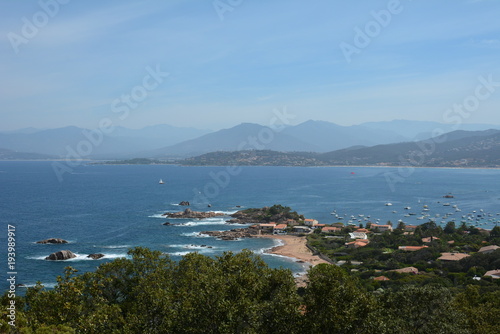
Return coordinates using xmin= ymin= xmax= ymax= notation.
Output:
xmin=438 ymin=252 xmax=470 ymax=261
xmin=322 ymin=226 xmax=341 ymax=233
xmin=405 ymin=225 xmax=418 ymax=232
xmin=479 ymin=245 xmax=499 ymax=254
xmin=304 ymin=219 xmax=319 ymax=227
xmin=398 ymin=246 xmax=428 ymax=252
xmin=370 ymin=224 xmax=393 ymax=232
xmin=373 ymin=276 xmax=390 ymax=281
xmin=391 ymin=267 xmax=419 ymax=274
xmin=484 ymin=269 xmax=500 ymax=279
xmin=422 ymin=237 xmax=440 ymax=243
xmin=273 ymin=224 xmax=287 ymax=235
xmin=345 ymin=239 xmax=370 ymax=249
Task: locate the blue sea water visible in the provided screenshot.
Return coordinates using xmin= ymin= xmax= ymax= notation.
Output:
xmin=1 ymin=161 xmax=500 ymax=291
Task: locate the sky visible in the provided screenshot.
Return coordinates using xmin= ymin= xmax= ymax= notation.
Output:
xmin=1 ymin=0 xmax=500 ymax=131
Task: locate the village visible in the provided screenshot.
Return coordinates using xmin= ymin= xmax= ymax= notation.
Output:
xmin=250 ymin=217 xmax=500 ymax=284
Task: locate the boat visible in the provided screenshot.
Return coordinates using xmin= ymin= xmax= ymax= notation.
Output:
xmin=385 ymin=203 xmax=393 ymax=206
xmin=159 ymin=179 xmax=165 ymax=184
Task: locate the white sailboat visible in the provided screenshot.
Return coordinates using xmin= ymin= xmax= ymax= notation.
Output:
xmin=159 ymin=179 xmax=165 ymax=184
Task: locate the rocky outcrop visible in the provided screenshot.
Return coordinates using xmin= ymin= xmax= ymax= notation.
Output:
xmin=163 ymin=221 xmax=173 ymax=226
xmin=179 ymin=201 xmax=190 ymax=206
xmin=36 ymin=238 xmax=68 ymax=244
xmin=45 ymin=250 xmax=76 ymax=261
xmin=227 ymin=205 xmax=304 ymax=225
xmin=87 ymin=253 xmax=105 ymax=260
xmin=201 ymin=227 xmax=260 ymax=240
xmin=163 ymin=208 xmax=225 ymax=219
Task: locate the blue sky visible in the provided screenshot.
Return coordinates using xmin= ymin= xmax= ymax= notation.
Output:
xmin=1 ymin=0 xmax=500 ymax=131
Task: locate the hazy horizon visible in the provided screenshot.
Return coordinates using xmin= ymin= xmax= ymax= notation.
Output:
xmin=2 ymin=1 xmax=500 ymax=132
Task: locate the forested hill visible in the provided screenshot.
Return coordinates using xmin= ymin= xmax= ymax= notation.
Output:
xmin=181 ymin=129 xmax=500 ymax=167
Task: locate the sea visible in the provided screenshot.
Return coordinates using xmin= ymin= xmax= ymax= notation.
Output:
xmin=1 ymin=161 xmax=500 ymax=292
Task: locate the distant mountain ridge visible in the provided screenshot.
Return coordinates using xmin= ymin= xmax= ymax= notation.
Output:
xmin=1 ymin=120 xmax=500 ymax=160
xmin=0 ymin=124 xmax=211 ymax=159
xmin=181 ymin=129 xmax=500 ymax=168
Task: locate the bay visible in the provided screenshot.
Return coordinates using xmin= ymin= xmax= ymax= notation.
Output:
xmin=1 ymin=161 xmax=499 ymax=291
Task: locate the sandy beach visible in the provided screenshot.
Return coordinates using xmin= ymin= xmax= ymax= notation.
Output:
xmin=258 ymin=234 xmax=330 ymax=287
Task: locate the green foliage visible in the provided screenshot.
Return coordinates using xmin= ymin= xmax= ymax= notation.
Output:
xmin=368 ymin=285 xmax=468 ymax=334
xmin=302 ymin=264 xmax=375 ymax=333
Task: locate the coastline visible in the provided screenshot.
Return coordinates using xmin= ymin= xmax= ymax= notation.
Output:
xmin=257 ymin=234 xmax=330 ymax=287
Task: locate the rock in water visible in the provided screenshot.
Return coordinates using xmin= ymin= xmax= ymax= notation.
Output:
xmin=179 ymin=201 xmax=190 ymax=206
xmin=36 ymin=238 xmax=68 ymax=244
xmin=45 ymin=250 xmax=77 ymax=261
xmin=163 ymin=208 xmax=225 ymax=219
xmin=87 ymin=253 xmax=105 ymax=260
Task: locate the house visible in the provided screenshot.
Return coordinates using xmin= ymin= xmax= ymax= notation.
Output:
xmin=390 ymin=267 xmax=419 ymax=274
xmin=398 ymin=246 xmax=428 ymax=252
xmin=345 ymin=239 xmax=369 ymax=249
xmin=370 ymin=224 xmax=393 ymax=232
xmin=349 ymin=232 xmax=368 ymax=240
xmin=273 ymin=224 xmax=288 ymax=235
xmin=437 ymin=252 xmax=470 ymax=261
xmin=484 ymin=269 xmax=500 ymax=279
xmin=285 ymin=219 xmax=298 ymax=226
xmin=373 ymin=276 xmax=390 ymax=281
xmin=405 ymin=225 xmax=417 ymax=232
xmin=314 ymin=224 xmax=326 ymax=229
xmin=478 ymin=245 xmax=499 ymax=254
xmin=293 ymin=226 xmax=311 ymax=234
xmin=304 ymin=219 xmax=319 ymax=227
xmin=322 ymin=226 xmax=341 ymax=233
xmin=355 ymin=228 xmax=370 ymax=233
xmin=258 ymin=223 xmax=276 ymax=233
xmin=422 ymin=237 xmax=440 ymax=243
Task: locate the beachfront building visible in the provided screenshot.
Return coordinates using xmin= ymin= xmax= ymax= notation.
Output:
xmin=285 ymin=219 xmax=298 ymax=226
xmin=258 ymin=223 xmax=276 ymax=234
xmin=293 ymin=226 xmax=312 ymax=234
xmin=370 ymin=224 xmax=393 ymax=232
xmin=273 ymin=223 xmax=288 ymax=235
xmin=304 ymin=218 xmax=319 ymax=227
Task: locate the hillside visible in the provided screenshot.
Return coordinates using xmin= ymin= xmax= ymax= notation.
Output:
xmin=181 ymin=129 xmax=500 ymax=167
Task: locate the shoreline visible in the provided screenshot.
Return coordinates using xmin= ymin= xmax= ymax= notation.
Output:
xmin=257 ymin=234 xmax=330 ymax=287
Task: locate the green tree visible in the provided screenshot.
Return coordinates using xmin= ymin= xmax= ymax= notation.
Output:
xmin=302 ymin=264 xmax=375 ymax=333
xmin=367 ymin=285 xmax=468 ymax=334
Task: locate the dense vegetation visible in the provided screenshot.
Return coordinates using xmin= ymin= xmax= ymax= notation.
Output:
xmin=2 ymin=245 xmax=499 ymax=333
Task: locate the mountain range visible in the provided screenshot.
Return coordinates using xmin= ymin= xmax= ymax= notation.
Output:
xmin=1 ymin=120 xmax=499 ymax=160
xmin=182 ymin=129 xmax=500 ymax=168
